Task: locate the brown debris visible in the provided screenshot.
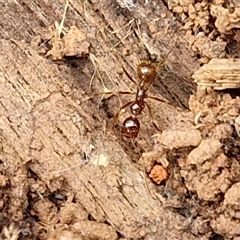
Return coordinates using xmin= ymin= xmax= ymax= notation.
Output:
xmin=235 ymin=115 xmax=240 ymax=137
xmin=149 ymin=165 xmax=168 ymax=184
xmin=187 ymin=138 xmax=222 ymax=165
xmin=72 ymin=221 xmax=118 ymax=240
xmin=139 ymin=151 xmax=169 ymax=173
xmin=224 ymin=182 xmax=240 ymax=206
xmin=212 ymin=7 xmax=240 ymax=33
xmin=0 ymin=174 xmax=8 ymax=187
xmin=211 ymin=215 xmax=240 ymax=238
xmin=46 ymin=26 xmax=90 ymax=60
xmin=154 ymin=129 xmax=202 ymax=150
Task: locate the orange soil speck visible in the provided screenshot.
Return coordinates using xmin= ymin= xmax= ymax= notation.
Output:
xmin=149 ymin=165 xmax=168 ymax=184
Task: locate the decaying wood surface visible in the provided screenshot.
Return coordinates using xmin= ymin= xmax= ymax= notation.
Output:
xmin=193 ymin=58 xmax=240 ymax=90
xmin=0 ymin=1 xmax=199 ymax=239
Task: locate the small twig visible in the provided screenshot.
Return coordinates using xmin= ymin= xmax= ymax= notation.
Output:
xmin=56 ymin=0 xmax=69 ymax=37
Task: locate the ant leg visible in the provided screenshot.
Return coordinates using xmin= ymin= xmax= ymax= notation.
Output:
xmin=82 ymin=91 xmax=114 ymax=103
xmin=158 ymin=48 xmax=173 ymax=69
xmin=145 ymin=102 xmax=161 ymax=132
xmin=148 ymin=95 xmax=182 ymax=111
xmin=147 ymin=95 xmax=171 ymax=105
xmin=121 ymin=67 xmax=137 ymax=85
xmin=82 ymin=91 xmax=134 ymax=103
xmin=157 ymin=38 xmax=176 ymax=69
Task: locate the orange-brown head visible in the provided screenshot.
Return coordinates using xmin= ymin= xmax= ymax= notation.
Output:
xmin=137 ymin=61 xmax=157 ymax=89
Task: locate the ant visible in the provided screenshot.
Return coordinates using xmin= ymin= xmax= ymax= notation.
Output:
xmin=85 ymin=47 xmax=173 ymax=140
xmin=114 ymin=53 xmax=172 ymax=140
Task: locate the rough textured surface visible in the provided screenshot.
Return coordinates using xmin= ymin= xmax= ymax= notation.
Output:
xmin=152 ymin=88 xmax=240 ymax=239
xmin=193 ymin=58 xmax=240 ymax=89
xmin=168 ymin=0 xmax=240 ymax=61
xmin=0 ymin=1 xmax=240 ymax=240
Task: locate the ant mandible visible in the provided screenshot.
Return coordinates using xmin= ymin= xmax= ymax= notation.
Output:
xmin=114 ymin=50 xmax=172 ymax=140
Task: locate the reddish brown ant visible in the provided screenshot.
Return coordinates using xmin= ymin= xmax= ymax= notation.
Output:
xmin=85 ymin=47 xmax=173 ymax=140
xmin=113 ymin=50 xmax=173 ymax=140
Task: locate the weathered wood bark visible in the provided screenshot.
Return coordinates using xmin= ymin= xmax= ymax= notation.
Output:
xmin=0 ymin=1 xmax=200 ymax=239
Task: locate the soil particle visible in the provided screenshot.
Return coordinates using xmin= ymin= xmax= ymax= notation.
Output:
xmin=31 ymin=199 xmax=57 ymax=224
xmin=72 ymin=221 xmax=118 ymax=240
xmin=187 ymin=138 xmax=222 ymax=165
xmin=235 ymin=115 xmax=240 ymax=137
xmin=224 ymin=182 xmax=240 ymax=205
xmin=46 ymin=26 xmax=90 ymax=60
xmin=149 ymin=165 xmax=168 ymax=184
xmin=211 ymin=215 xmax=240 ymax=238
xmin=155 ymin=129 xmax=202 ymax=149
xmin=57 ymin=202 xmax=88 ymax=224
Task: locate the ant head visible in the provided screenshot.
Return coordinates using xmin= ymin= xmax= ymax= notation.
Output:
xmin=137 ymin=61 xmax=157 ymax=85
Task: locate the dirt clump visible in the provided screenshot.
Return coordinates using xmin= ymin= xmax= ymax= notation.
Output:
xmin=168 ymin=0 xmax=240 ymax=61
xmin=150 ymin=88 xmax=240 ymax=238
